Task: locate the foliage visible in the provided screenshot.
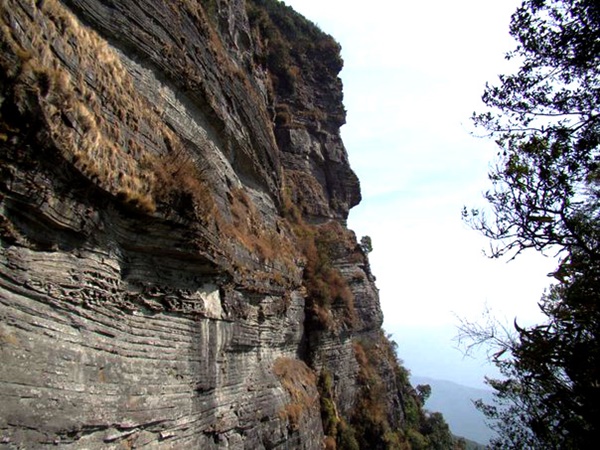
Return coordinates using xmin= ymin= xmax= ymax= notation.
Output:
xmin=420 ymin=413 xmax=454 ymax=450
xmin=415 ymin=384 xmax=432 ymax=405
xmin=318 ymin=370 xmax=339 ymax=439
xmin=465 ymin=0 xmax=600 ymax=260
xmin=347 ymin=333 xmax=458 ymax=449
xmin=351 ymin=339 xmax=393 ymax=449
xmin=317 ymin=368 xmax=362 ymax=450
xmin=336 ymin=420 xmax=360 ymax=450
xmin=287 ymin=210 xmax=357 ymax=330
xmin=273 ymin=358 xmax=319 ymax=431
xmin=246 ymin=0 xmax=343 ymax=96
xmin=360 ymin=235 xmax=373 ymax=254
xmin=464 ymin=1 xmax=600 ymax=448
xmin=460 ymin=251 xmax=600 ymax=448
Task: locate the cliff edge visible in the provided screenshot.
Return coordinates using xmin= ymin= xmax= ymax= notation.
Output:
xmin=0 ymin=1 xmax=450 ymax=448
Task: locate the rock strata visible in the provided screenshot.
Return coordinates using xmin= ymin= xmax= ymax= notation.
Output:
xmin=0 ymin=1 xmax=422 ymax=449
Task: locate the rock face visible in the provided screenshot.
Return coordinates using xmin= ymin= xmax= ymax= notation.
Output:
xmin=0 ymin=1 xmax=418 ymax=449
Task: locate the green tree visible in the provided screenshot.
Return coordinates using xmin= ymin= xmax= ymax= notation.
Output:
xmin=360 ymin=235 xmax=373 ymax=254
xmin=465 ymin=0 xmax=600 ymax=260
xmin=460 ymin=253 xmax=600 ymax=449
xmin=421 ymin=412 xmax=454 ymax=450
xmin=416 ymin=384 xmax=432 ymax=405
xmin=463 ymin=0 xmax=600 ymax=448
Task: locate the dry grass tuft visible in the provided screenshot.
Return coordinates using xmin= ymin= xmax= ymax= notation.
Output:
xmin=324 ymin=436 xmax=337 ymax=450
xmin=220 ymin=187 xmax=299 ymax=273
xmin=0 ymin=0 xmax=343 ymax=294
xmin=273 ymin=357 xmax=318 ymax=430
xmin=0 ymin=0 xmax=215 ymax=215
xmin=283 ymin=195 xmax=358 ymax=330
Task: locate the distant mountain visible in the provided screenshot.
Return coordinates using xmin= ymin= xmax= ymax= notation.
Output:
xmin=412 ymin=375 xmax=496 ymax=445
xmin=458 ymin=436 xmax=488 ymax=450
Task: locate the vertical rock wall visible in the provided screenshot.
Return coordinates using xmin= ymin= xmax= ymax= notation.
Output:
xmin=0 ymin=1 xmax=413 ymax=448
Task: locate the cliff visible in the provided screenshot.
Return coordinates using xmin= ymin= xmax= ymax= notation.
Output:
xmin=0 ymin=1 xmax=448 ymax=449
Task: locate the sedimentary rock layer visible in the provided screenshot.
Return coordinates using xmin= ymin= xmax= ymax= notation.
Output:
xmin=0 ymin=1 xmax=404 ymax=448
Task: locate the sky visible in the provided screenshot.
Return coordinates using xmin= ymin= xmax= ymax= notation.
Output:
xmin=284 ymin=0 xmax=559 ymax=389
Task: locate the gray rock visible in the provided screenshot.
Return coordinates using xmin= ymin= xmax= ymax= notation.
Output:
xmin=0 ymin=0 xmax=408 ymax=448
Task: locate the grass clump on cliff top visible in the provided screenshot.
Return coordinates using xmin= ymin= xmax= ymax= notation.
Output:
xmin=0 ymin=0 xmax=220 ymax=218
xmin=1 ymin=0 xmax=293 ymax=279
xmin=247 ymin=0 xmax=343 ymax=96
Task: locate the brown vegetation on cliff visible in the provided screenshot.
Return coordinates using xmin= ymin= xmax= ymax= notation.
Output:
xmin=1 ymin=1 xmax=145 ymax=207
xmin=0 ymin=0 xmax=301 ymax=288
xmin=273 ymin=358 xmax=320 ymax=431
xmin=0 ymin=0 xmax=454 ymax=448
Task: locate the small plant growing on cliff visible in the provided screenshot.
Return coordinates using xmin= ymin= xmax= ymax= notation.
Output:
xmin=346 ymin=332 xmax=457 ymax=449
xmin=360 ymin=235 xmax=373 ymax=254
xmin=273 ymin=358 xmax=318 ymax=431
xmin=303 ymin=222 xmax=358 ymax=330
xmin=247 ymin=0 xmax=343 ymax=99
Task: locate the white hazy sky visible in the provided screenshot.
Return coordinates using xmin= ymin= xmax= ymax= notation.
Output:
xmin=284 ymin=0 xmax=557 ymax=388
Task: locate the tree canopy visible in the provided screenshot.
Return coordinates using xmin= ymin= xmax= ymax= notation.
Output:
xmin=465 ymin=0 xmax=600 ymax=260
xmin=463 ymin=0 xmax=600 ymax=448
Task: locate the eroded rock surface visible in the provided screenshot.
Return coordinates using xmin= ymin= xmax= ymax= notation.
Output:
xmin=0 ymin=1 xmax=412 ymax=448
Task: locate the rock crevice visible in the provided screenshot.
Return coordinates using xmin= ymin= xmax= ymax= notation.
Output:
xmin=0 ymin=1 xmax=416 ymax=448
